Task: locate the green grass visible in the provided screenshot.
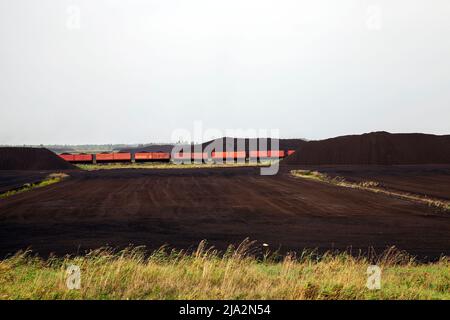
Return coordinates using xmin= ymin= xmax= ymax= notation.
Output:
xmin=77 ymin=161 xmax=273 ymax=171
xmin=291 ymin=170 xmax=450 ymax=212
xmin=0 ymin=240 xmax=448 ymax=300
xmin=0 ymin=173 xmax=68 ymax=199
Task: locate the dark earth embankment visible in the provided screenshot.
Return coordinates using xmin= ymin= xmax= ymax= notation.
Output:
xmin=0 ymin=147 xmax=75 ymax=170
xmin=283 ymin=132 xmax=450 ymax=165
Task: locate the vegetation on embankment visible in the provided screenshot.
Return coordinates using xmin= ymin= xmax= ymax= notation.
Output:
xmin=0 ymin=240 xmax=448 ymax=300
xmin=291 ymin=170 xmax=450 ymax=212
xmin=76 ymin=162 xmax=272 ymax=171
xmin=0 ymin=173 xmax=69 ymax=199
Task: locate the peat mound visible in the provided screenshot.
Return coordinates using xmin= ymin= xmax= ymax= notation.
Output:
xmin=0 ymin=147 xmax=76 ymax=170
xmin=121 ymin=138 xmax=306 ymax=154
xmin=199 ymin=137 xmax=306 ymax=152
xmin=283 ymin=132 xmax=450 ymax=165
xmin=120 ymin=144 xmax=174 ymax=153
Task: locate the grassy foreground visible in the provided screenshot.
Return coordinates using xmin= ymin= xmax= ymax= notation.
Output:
xmin=0 ymin=241 xmax=448 ymax=300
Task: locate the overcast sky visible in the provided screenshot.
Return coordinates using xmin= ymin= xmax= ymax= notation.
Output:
xmin=1 ymin=0 xmax=449 ymax=144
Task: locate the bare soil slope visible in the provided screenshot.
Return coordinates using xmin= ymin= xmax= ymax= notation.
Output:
xmin=0 ymin=147 xmax=76 ymax=170
xmin=283 ymin=132 xmax=450 ymax=165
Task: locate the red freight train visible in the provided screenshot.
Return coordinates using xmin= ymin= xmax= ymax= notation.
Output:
xmin=135 ymin=152 xmax=170 ymax=161
xmin=212 ymin=151 xmax=246 ymax=160
xmin=58 ymin=150 xmax=295 ymax=163
xmin=59 ymin=153 xmax=93 ymax=162
xmin=249 ymin=150 xmax=285 ymax=159
xmin=95 ymin=152 xmax=131 ymax=162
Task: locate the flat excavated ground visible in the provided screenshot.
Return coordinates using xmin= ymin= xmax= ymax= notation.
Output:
xmin=0 ymin=167 xmax=449 ymax=260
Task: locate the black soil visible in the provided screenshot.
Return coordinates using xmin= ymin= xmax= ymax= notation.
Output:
xmin=283 ymin=132 xmax=450 ymax=165
xmin=0 ymin=147 xmax=76 ymax=170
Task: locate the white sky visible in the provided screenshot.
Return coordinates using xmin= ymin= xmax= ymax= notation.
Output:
xmin=1 ymin=0 xmax=449 ymax=144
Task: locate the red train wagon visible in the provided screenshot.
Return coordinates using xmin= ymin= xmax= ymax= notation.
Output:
xmin=95 ymin=153 xmax=114 ymax=162
xmin=59 ymin=153 xmax=74 ymax=162
xmin=135 ymin=152 xmax=170 ymax=161
xmin=249 ymin=150 xmax=285 ymax=159
xmin=113 ymin=152 xmax=131 ymax=161
xmin=274 ymin=150 xmax=285 ymax=158
xmin=59 ymin=153 xmax=93 ymax=162
xmin=96 ymin=152 xmax=131 ymax=162
xmin=287 ymin=150 xmax=296 ymax=156
xmin=172 ymin=152 xmax=192 ymax=161
xmin=73 ymin=154 xmax=93 ymax=162
xmin=191 ymin=152 xmax=207 ymax=160
xmin=212 ymin=151 xmax=246 ymax=160
xmin=172 ymin=152 xmax=207 ymax=161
